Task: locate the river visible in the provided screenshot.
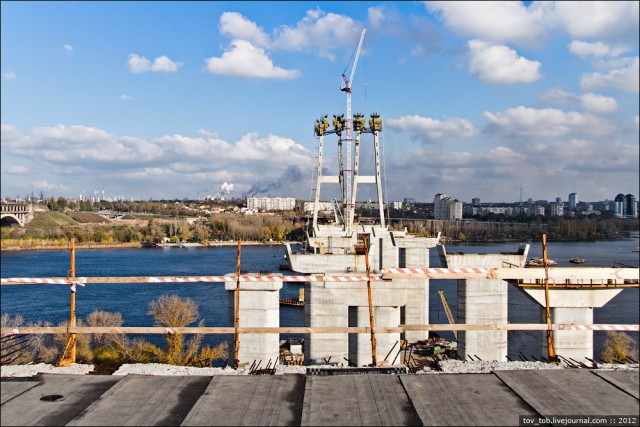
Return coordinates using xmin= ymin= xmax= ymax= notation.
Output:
xmin=1 ymin=238 xmax=638 ymax=361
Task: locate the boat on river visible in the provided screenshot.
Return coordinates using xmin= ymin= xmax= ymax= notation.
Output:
xmin=569 ymin=258 xmax=586 ymax=264
xmin=525 ymin=257 xmax=557 ymax=267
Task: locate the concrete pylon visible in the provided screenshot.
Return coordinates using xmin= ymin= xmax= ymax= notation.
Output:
xmin=226 ymin=281 xmax=282 ymax=367
xmin=437 ymin=244 xmax=530 ymax=362
xmin=519 ymin=288 xmax=623 ymax=362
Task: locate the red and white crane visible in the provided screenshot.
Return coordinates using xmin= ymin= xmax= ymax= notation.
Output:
xmin=340 ymin=27 xmax=366 ymax=236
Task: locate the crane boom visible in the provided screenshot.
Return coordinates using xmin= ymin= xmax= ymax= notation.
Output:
xmin=341 ymin=28 xmax=366 ymax=237
xmin=438 ymin=290 xmax=457 ymax=339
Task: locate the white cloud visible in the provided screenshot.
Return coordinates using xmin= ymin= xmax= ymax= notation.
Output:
xmin=581 ymin=56 xmax=639 ymax=93
xmin=2 ymin=72 xmax=16 ymax=80
xmin=120 ymin=94 xmax=134 ymax=101
xmin=127 ymin=54 xmax=151 ymax=73
xmin=6 ymin=166 xmax=28 ymax=175
xmin=553 ymin=1 xmax=639 ymax=40
xmin=424 ymin=1 xmax=553 ymax=45
xmin=31 ymin=180 xmax=70 ymax=192
xmin=270 ymin=9 xmax=363 ymax=60
xmin=64 ymin=44 xmax=73 ymax=55
xmin=468 ymin=40 xmax=542 ymax=84
xmin=219 ymin=11 xmax=270 ymax=47
xmin=579 ymin=92 xmax=618 ymax=113
xmin=483 ymin=106 xmax=615 ymax=138
xmin=205 ymin=39 xmax=300 ymax=79
xmin=540 ymin=89 xmax=617 ymax=113
xmin=2 ymin=123 xmax=314 ymax=199
xmin=367 ymin=6 xmax=385 ymax=29
xmin=387 ymin=115 xmax=477 ymax=143
xmin=150 ymin=55 xmax=182 ymax=72
xmin=568 ymin=40 xmax=628 ymax=58
xmin=127 ymin=54 xmax=181 ymax=73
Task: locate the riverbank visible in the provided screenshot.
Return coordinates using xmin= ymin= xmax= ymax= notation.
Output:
xmin=0 ymin=240 xmax=295 ymax=252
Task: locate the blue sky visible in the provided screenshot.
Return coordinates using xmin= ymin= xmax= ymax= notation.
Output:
xmin=1 ymin=1 xmax=638 ymax=203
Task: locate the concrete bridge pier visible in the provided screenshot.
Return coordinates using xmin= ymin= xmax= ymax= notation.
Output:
xmin=438 ymin=244 xmax=530 ymax=362
xmin=305 ymin=279 xmax=430 ymax=367
xmin=226 ymin=281 xmax=282 ymax=367
xmin=519 ymin=288 xmax=623 ymax=362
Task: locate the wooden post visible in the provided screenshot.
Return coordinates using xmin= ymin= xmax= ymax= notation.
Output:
xmin=542 ymin=233 xmax=557 ymax=362
xmin=364 ymin=235 xmax=377 ymax=366
xmin=69 ymin=237 xmax=76 ymax=363
xmin=234 ymin=239 xmax=241 ymax=369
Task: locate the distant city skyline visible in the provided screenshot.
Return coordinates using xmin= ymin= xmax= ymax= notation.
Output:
xmin=2 ymin=2 xmax=638 ymax=203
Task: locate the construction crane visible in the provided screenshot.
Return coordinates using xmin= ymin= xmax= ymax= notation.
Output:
xmin=340 ymin=27 xmax=366 ymax=237
xmin=438 ymin=290 xmax=457 ymax=339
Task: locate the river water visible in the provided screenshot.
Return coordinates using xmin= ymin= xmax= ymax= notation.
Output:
xmin=1 ymin=238 xmax=638 ymax=361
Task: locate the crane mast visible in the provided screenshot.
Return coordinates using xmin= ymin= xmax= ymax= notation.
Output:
xmin=341 ymin=28 xmax=366 ymax=237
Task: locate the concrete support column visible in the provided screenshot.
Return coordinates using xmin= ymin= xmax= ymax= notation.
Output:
xmin=374 ymin=306 xmax=401 ymax=364
xmin=457 ymin=279 xmax=508 ymax=362
xmin=438 ymin=244 xmax=529 ymax=362
xmin=519 ymin=288 xmax=622 ymax=362
xmin=226 ymin=281 xmax=282 ymax=367
xmin=305 ymin=281 xmax=348 ymax=366
xmin=348 ymin=306 xmax=400 ymax=366
xmin=349 ymin=307 xmax=370 ymax=366
xmin=400 ymin=279 xmax=430 ymax=343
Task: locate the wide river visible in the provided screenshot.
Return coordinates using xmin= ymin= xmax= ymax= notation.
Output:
xmin=1 ymin=237 xmax=638 ymax=361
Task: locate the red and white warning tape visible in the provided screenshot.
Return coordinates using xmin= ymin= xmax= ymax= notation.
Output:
xmin=147 ymin=275 xmax=380 ymax=283
xmin=385 ymin=267 xmax=491 ymax=274
xmin=1 ymin=277 xmax=87 ymax=285
xmin=571 ymin=324 xmax=639 ymax=331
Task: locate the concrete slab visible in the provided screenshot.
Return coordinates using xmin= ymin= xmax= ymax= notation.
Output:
xmin=494 ymin=369 xmax=640 ymax=416
xmin=400 ymin=373 xmax=536 ymax=426
xmin=301 ymin=374 xmax=419 ymax=426
xmin=591 ymin=370 xmax=640 ymax=399
xmin=67 ymin=375 xmax=211 ymax=426
xmin=0 ymin=378 xmax=40 ymax=405
xmin=0 ymin=374 xmax=121 ymax=426
xmin=181 ymin=375 xmax=304 ymax=426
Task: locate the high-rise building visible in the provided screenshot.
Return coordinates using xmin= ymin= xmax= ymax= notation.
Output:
xmin=625 ymin=194 xmax=637 ymax=218
xmin=568 ymin=193 xmax=578 ymax=210
xmin=433 ymin=193 xmax=463 ymax=220
xmin=614 ymin=193 xmax=625 ymax=217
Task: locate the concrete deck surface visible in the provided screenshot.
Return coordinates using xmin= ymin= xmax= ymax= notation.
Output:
xmin=1 ymin=370 xmax=638 ymax=426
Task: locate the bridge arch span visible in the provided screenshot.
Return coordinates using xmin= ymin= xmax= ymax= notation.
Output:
xmin=0 ymin=214 xmax=23 ymax=227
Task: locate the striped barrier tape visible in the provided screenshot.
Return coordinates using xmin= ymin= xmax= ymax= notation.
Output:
xmin=147 ymin=275 xmax=381 ymax=283
xmin=1 ymin=277 xmax=87 ymax=285
xmin=571 ymin=325 xmax=639 ymax=331
xmin=385 ymin=267 xmax=492 ymax=274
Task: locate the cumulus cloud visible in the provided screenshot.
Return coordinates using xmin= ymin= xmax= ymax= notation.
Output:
xmin=367 ymin=6 xmax=385 ymax=29
xmin=553 ymin=1 xmax=639 ymax=40
xmin=540 ymin=89 xmax=617 ymax=113
xmin=468 ymin=40 xmax=542 ymax=84
xmin=219 ymin=11 xmax=270 ymax=47
xmin=2 ymin=72 xmax=16 ymax=80
xmin=483 ymin=106 xmax=615 ymax=138
xmin=127 ymin=53 xmax=182 ymax=73
xmin=1 ymin=123 xmax=313 ymax=199
xmin=568 ymin=40 xmax=629 ymax=59
xmin=205 ymin=39 xmax=300 ymax=79
xmin=64 ymin=44 xmax=73 ymax=55
xmin=424 ymin=1 xmax=553 ymax=45
xmin=120 ymin=94 xmax=135 ymax=101
xmin=270 ymin=8 xmax=362 ymax=60
xmin=387 ymin=115 xmax=477 ymax=143
xmin=581 ymin=56 xmax=639 ymax=93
